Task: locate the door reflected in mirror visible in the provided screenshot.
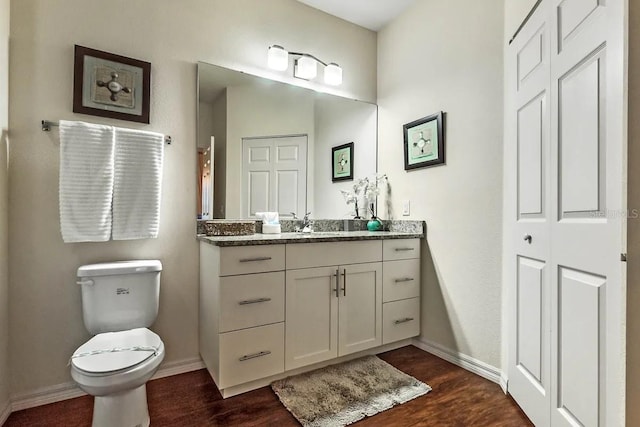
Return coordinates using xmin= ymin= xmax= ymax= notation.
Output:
xmin=197 ymin=62 xmax=377 ymax=219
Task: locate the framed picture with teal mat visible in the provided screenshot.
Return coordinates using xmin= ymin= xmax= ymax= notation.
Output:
xmin=332 ymin=142 xmax=354 ymax=182
xmin=403 ymin=112 xmax=445 ymax=170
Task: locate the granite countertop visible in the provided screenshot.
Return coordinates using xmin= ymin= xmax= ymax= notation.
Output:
xmin=197 ymin=230 xmax=424 ymax=247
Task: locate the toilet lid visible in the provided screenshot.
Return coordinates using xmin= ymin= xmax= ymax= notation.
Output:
xmin=71 ymin=328 xmax=162 ymax=374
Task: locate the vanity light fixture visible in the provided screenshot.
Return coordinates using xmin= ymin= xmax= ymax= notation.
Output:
xmin=267 ymin=44 xmax=342 ymax=86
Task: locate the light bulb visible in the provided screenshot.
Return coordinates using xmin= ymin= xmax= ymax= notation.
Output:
xmin=324 ymin=63 xmax=342 ymax=85
xmin=267 ymin=45 xmax=289 ymax=71
xmin=294 ymin=55 xmax=317 ymax=80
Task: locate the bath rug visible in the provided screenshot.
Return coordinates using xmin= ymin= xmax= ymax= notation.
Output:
xmin=271 ymin=355 xmax=431 ymax=426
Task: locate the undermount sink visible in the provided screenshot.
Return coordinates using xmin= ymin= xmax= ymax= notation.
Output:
xmin=310 ymin=231 xmax=345 ymax=236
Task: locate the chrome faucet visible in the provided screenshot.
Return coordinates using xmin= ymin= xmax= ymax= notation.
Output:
xmin=291 ymin=212 xmax=312 ymax=232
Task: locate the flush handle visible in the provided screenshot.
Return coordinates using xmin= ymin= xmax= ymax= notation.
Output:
xmin=76 ymin=279 xmax=94 ymax=286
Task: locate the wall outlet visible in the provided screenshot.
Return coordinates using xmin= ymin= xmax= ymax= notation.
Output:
xmin=402 ymin=200 xmax=410 ymax=216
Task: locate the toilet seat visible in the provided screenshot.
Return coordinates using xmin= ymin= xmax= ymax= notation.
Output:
xmin=72 ymin=328 xmax=162 ymax=374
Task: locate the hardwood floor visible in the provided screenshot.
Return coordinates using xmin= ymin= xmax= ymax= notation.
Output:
xmin=5 ymin=345 xmax=532 ymax=426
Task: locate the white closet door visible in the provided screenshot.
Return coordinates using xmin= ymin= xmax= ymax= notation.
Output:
xmin=506 ymin=1 xmax=625 ymax=426
xmin=242 ymin=135 xmax=307 ymax=218
xmin=506 ymin=4 xmax=552 ymax=425
xmin=549 ymin=0 xmax=625 ymax=426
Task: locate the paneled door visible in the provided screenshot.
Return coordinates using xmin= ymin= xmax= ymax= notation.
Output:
xmin=285 ymin=266 xmax=338 ymax=370
xmin=549 ymin=0 xmax=625 ymax=425
xmin=506 ymin=3 xmax=552 ymax=425
xmin=506 ymin=0 xmax=625 ymax=426
xmin=242 ymin=135 xmax=307 ymax=218
xmin=337 ymin=262 xmax=382 ymax=356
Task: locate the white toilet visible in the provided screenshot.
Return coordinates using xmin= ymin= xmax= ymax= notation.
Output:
xmin=70 ymin=260 xmax=165 ymax=427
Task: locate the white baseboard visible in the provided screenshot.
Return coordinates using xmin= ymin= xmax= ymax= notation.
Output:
xmin=412 ymin=338 xmax=504 ymax=386
xmin=10 ymin=382 xmax=85 ymax=412
xmin=151 ymin=357 xmax=205 ymax=381
xmin=500 ymin=373 xmax=509 ymax=394
xmin=0 ymin=400 xmax=11 ymax=425
xmin=10 ymin=357 xmax=205 ymax=412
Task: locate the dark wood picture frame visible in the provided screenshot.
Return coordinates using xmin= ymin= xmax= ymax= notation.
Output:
xmin=331 ymin=142 xmax=354 ymax=182
xmin=403 ymin=111 xmax=445 ymax=170
xmin=73 ymin=45 xmax=151 ymax=124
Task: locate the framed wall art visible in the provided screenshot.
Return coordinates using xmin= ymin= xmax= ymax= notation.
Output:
xmin=73 ymin=45 xmax=151 ymax=124
xmin=403 ymin=111 xmax=445 ymax=170
xmin=332 ymin=142 xmax=354 ymax=182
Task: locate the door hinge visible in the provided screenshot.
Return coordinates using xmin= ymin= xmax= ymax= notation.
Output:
xmin=621 ymin=253 xmax=627 ymax=262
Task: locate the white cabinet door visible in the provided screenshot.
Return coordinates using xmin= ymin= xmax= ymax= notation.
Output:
xmin=338 ymin=262 xmax=382 ymax=356
xmin=242 ymin=135 xmax=307 ymax=218
xmin=285 ymin=266 xmax=338 ymax=370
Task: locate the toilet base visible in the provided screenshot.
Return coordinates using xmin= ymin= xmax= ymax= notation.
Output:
xmin=92 ymin=384 xmax=150 ymax=427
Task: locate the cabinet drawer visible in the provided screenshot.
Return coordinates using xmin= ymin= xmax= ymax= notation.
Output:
xmin=286 ymin=240 xmax=381 ymax=269
xmin=383 ymin=298 xmax=420 ymax=344
xmin=219 ymin=272 xmax=285 ymax=333
xmin=220 ymin=245 xmax=285 ymax=276
xmin=219 ymin=323 xmax=284 ymax=388
xmin=383 ymin=259 xmax=420 ymax=302
xmin=382 ymin=239 xmax=421 ymax=261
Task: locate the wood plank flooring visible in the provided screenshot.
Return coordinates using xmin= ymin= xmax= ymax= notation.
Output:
xmin=5 ymin=345 xmax=532 ymax=426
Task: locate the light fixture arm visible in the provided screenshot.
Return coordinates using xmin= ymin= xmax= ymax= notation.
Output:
xmin=288 ymin=51 xmax=329 ymax=67
xmin=267 ymin=44 xmax=342 ymax=86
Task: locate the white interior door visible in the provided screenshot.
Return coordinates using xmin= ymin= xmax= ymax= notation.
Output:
xmin=507 ymin=1 xmax=626 ymax=426
xmin=506 ymin=4 xmax=552 ymax=425
xmin=549 ymin=0 xmax=625 ymax=425
xmin=242 ymin=135 xmax=307 ymax=218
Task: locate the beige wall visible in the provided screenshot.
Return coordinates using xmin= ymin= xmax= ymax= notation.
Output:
xmin=628 ymin=0 xmax=639 ymax=424
xmin=8 ymin=0 xmax=376 ymax=396
xmin=378 ymin=0 xmax=504 ymax=367
xmin=0 ymin=0 xmax=9 ymax=417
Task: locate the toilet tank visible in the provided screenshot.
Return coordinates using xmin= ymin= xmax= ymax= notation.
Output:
xmin=77 ymin=260 xmax=162 ymax=335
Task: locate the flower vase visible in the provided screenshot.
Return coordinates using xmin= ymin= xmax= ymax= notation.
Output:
xmin=367 ymin=217 xmax=382 ymax=231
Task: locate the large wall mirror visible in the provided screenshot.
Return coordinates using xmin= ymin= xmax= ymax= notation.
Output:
xmin=197 ymin=62 xmax=377 ymax=220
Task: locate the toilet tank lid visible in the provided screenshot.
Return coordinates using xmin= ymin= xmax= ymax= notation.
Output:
xmin=77 ymin=260 xmax=162 ymax=277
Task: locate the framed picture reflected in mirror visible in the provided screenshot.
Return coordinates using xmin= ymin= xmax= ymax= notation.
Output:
xmin=332 ymin=142 xmax=354 ymax=182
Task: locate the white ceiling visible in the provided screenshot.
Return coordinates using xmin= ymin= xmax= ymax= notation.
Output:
xmin=296 ymin=0 xmax=416 ymax=31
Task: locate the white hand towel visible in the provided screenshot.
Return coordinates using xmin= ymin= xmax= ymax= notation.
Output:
xmin=59 ymin=120 xmax=115 ymax=243
xmin=112 ymin=127 xmax=164 ymax=240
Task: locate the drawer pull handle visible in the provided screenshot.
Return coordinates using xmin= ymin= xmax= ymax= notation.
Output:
xmin=394 ymin=317 xmax=414 ymax=324
xmin=238 ymin=297 xmax=272 ymax=305
xmin=238 ymin=350 xmax=271 ymax=361
xmin=333 ymin=269 xmax=340 ymax=298
xmin=395 ymin=247 xmax=415 ymax=252
xmin=239 ymin=256 xmax=272 ymax=263
xmin=395 ymin=277 xmax=414 ymax=283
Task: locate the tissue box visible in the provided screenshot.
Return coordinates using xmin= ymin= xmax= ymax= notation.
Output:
xmin=262 ymin=223 xmax=281 ymax=234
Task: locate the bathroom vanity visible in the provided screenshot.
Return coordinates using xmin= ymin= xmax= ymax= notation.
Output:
xmin=198 ymin=228 xmax=423 ymax=398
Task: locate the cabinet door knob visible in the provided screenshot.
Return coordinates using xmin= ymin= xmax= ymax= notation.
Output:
xmin=524 ymin=234 xmax=532 ymax=244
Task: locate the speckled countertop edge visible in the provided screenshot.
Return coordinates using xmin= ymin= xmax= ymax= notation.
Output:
xmin=197 ymin=230 xmax=424 ymax=247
